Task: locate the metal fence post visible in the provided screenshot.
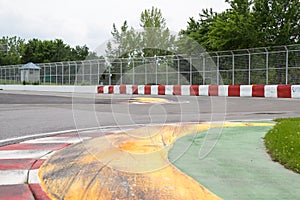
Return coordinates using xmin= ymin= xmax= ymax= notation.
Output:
xmin=231 ymin=51 xmax=235 ymax=85
xmin=96 ymin=60 xmax=100 ymax=85
xmin=54 ymin=63 xmax=57 ymax=85
xmin=265 ymin=48 xmax=269 ymax=84
xmin=61 ymin=63 xmax=64 ymax=85
xmin=74 ymin=61 xmax=77 ymax=85
xmin=89 ymin=61 xmax=92 ymax=85
xmin=108 ymin=60 xmax=111 ymax=85
xmin=49 ymin=64 xmax=52 ymax=84
xmin=284 ymin=46 xmax=289 ymax=84
xmin=166 ymin=58 xmax=168 ymax=85
xmin=156 ymin=57 xmax=158 ymax=85
xmin=43 ymin=64 xmax=46 ymax=84
xmin=13 ymin=67 xmax=16 ymax=84
xmin=247 ymin=49 xmax=251 ymax=85
xmin=203 ymin=56 xmax=206 ymax=85
xmin=81 ymin=61 xmax=85 ymax=84
xmin=189 ymin=56 xmax=192 ymax=85
xmin=216 ymin=53 xmax=220 ymax=85
xmin=177 ymin=56 xmax=180 ymax=85
xmin=132 ymin=58 xmax=135 ymax=85
xmin=68 ymin=62 xmax=71 ymax=85
xmin=120 ymin=58 xmax=123 ymax=85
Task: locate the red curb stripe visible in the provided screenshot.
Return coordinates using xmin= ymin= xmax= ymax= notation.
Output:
xmin=252 ymin=85 xmax=265 ymax=97
xmin=132 ymin=85 xmax=138 ymax=94
xmin=29 ymin=184 xmax=51 ymax=200
xmin=144 ymin=85 xmax=151 ymax=95
xmin=31 ymin=159 xmax=46 ymax=170
xmin=97 ymin=86 xmax=104 ymax=93
xmin=0 ymin=184 xmax=34 ymax=200
xmin=228 ymin=85 xmax=240 ymax=97
xmin=0 ymin=143 xmax=70 ymax=151
xmin=0 ymin=159 xmax=35 ymax=170
xmin=108 ymin=85 xmax=114 ymax=94
xmin=158 ymin=85 xmax=165 ymax=95
xmin=209 ymin=85 xmax=218 ymax=96
xmin=190 ymin=85 xmax=199 ymax=96
xmin=277 ymin=85 xmax=291 ymax=98
xmin=120 ymin=85 xmax=126 ymax=94
xmin=173 ymin=85 xmax=181 ymax=95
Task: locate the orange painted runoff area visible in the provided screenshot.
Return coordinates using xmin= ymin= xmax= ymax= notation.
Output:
xmin=39 ymin=122 xmax=274 ymax=199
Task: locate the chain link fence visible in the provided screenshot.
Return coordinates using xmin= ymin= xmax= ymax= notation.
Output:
xmin=0 ymin=44 xmax=299 ymax=85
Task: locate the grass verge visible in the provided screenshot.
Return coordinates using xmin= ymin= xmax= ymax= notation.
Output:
xmin=264 ymin=118 xmax=300 ymax=173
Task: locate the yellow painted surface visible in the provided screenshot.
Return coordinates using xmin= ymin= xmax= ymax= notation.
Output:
xmin=129 ymin=97 xmax=171 ymax=103
xmin=39 ymin=122 xmax=274 ymax=200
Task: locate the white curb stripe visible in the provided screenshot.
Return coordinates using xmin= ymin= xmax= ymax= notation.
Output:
xmin=28 ymin=169 xmax=40 ymax=184
xmin=0 ymin=150 xmax=52 ymax=159
xmin=265 ymin=85 xmax=277 ymax=98
xmin=0 ymin=170 xmax=28 ymax=185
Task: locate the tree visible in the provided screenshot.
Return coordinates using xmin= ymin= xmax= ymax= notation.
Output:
xmin=179 ymin=9 xmax=218 ymax=52
xmin=140 ymin=7 xmax=176 ymax=57
xmin=253 ymin=0 xmax=300 ymax=46
xmin=22 ymin=38 xmax=90 ymax=63
xmin=206 ymin=0 xmax=258 ymax=50
xmin=106 ymin=7 xmax=176 ymax=58
xmin=0 ymin=36 xmax=25 ymax=65
xmin=106 ymin=21 xmax=141 ymax=58
xmin=180 ymin=0 xmax=300 ymax=51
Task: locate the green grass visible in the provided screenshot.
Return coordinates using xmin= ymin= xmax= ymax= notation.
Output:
xmin=264 ymin=118 xmax=300 ymax=173
xmin=0 ymin=79 xmax=22 ymax=84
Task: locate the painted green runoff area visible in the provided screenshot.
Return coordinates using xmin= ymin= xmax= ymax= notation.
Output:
xmin=265 ymin=118 xmax=300 ymax=173
xmin=169 ymin=124 xmax=300 ymax=200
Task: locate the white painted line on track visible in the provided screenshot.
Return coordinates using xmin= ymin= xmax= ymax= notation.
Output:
xmin=21 ymin=137 xmax=91 ymax=144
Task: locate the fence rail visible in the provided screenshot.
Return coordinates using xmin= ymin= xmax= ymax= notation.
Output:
xmin=1 ymin=45 xmax=300 ymax=85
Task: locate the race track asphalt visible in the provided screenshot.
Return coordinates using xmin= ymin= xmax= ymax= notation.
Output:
xmin=0 ymin=90 xmax=300 ymax=142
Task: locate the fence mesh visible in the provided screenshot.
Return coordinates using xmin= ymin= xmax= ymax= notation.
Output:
xmin=0 ymin=44 xmax=299 ymax=85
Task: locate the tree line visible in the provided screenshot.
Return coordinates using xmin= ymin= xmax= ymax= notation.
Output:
xmin=181 ymin=0 xmax=299 ymax=52
xmin=108 ymin=0 xmax=299 ymax=57
xmin=0 ymin=36 xmax=97 ymax=66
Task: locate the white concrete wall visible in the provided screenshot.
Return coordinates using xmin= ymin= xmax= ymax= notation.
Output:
xmin=0 ymin=85 xmax=97 ymax=93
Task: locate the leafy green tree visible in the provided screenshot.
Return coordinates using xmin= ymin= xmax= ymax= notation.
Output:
xmin=179 ymin=9 xmax=218 ymax=52
xmin=180 ymin=0 xmax=299 ymax=51
xmin=71 ymin=45 xmax=89 ymax=61
xmin=106 ymin=7 xmax=175 ymax=58
xmin=140 ymin=7 xmax=176 ymax=57
xmin=253 ymin=0 xmax=300 ymax=46
xmin=0 ymin=36 xmax=25 ymax=65
xmin=206 ymin=0 xmax=258 ymax=50
xmin=106 ymin=21 xmax=140 ymax=58
xmin=22 ymin=38 xmax=89 ymax=63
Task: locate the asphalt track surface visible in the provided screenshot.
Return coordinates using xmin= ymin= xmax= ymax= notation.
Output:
xmin=0 ymin=90 xmax=300 ymax=142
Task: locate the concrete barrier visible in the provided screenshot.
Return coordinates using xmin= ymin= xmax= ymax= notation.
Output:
xmin=0 ymin=85 xmax=97 ymax=93
xmin=97 ymin=85 xmax=300 ymax=98
xmin=1 ymin=84 xmax=299 ymax=98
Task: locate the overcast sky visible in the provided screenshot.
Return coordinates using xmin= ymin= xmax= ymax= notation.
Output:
xmin=0 ymin=0 xmax=229 ymax=51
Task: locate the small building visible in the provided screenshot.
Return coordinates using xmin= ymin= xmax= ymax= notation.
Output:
xmin=20 ymin=62 xmax=41 ymax=83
